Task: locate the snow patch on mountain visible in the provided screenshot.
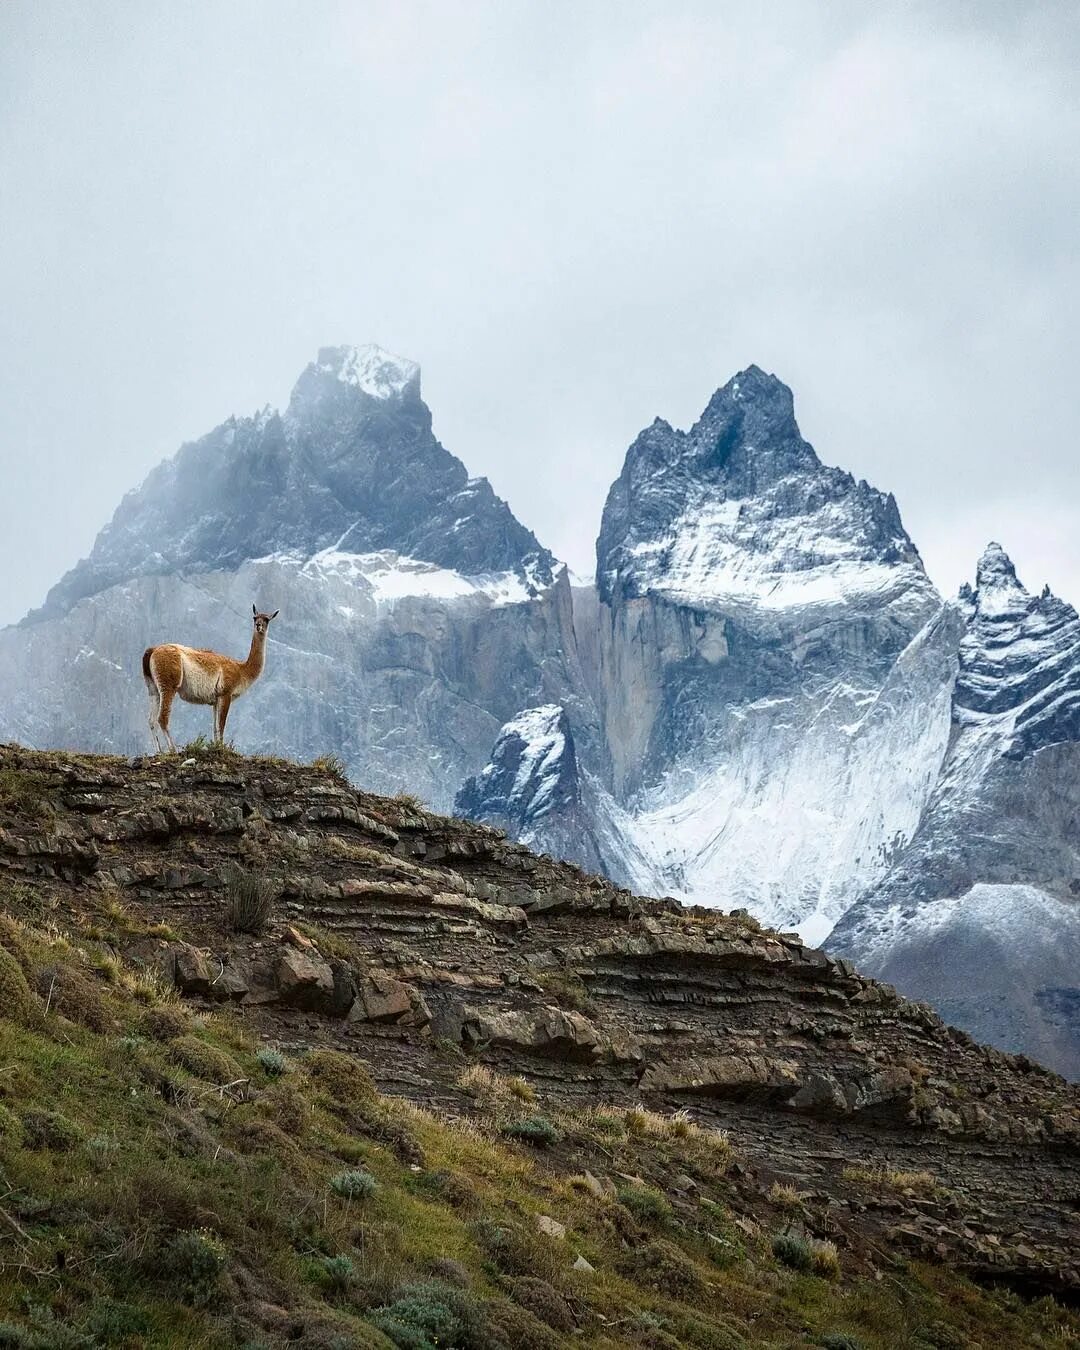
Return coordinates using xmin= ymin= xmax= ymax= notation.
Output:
xmin=250 ymin=548 xmax=548 ymax=609
xmin=316 ymin=344 xmax=420 ymax=398
xmin=625 ymin=491 xmax=928 ymax=615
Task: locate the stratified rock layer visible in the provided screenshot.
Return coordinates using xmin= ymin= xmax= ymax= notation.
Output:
xmin=2 ymin=745 xmax=1077 ymax=1301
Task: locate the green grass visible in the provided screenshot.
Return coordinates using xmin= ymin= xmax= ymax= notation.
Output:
xmin=0 ymin=908 xmax=1076 ymax=1349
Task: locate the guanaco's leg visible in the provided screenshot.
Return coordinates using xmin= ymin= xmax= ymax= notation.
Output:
xmin=214 ymin=693 xmax=232 ymax=744
xmin=146 ymin=683 xmax=164 ymax=751
xmin=157 ymin=685 xmax=179 ymax=752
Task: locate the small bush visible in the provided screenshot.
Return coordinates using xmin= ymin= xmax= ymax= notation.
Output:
xmin=224 ymin=870 xmax=277 ymax=935
xmin=140 ymin=1004 xmax=190 ymax=1041
xmin=506 ymin=1276 xmax=575 ymax=1333
xmin=501 ymin=1115 xmax=561 ymax=1148
xmin=168 ymin=1034 xmax=244 ymax=1085
xmin=628 ymin=1239 xmax=704 ymax=1296
xmin=473 ymin=1220 xmax=564 ymax=1283
xmin=773 ymin=1231 xmax=813 ymax=1271
xmin=842 ymin=1165 xmax=940 ymax=1195
xmin=820 ymin=1334 xmax=867 ymax=1350
xmin=81 ymin=1299 xmax=152 ymax=1344
xmin=320 ymin=1254 xmax=356 ymax=1293
xmin=616 ymin=1183 xmax=672 ymax=1226
xmin=772 ymin=1231 xmax=839 ymax=1278
xmin=256 ymin=1046 xmax=287 ymax=1076
xmin=306 ymin=1048 xmax=377 ymax=1108
xmin=0 ymin=1105 xmax=24 ymax=1147
xmin=483 ymin=1301 xmax=562 ymax=1350
xmin=36 ymin=961 xmax=114 ymax=1031
xmin=22 ymin=1109 xmax=83 ymax=1152
xmin=158 ymin=1228 xmax=227 ymax=1307
xmin=0 ymin=946 xmax=35 ymax=1025
xmin=329 ymin=1169 xmax=379 ymax=1200
xmin=811 ymin=1238 xmax=841 ymax=1279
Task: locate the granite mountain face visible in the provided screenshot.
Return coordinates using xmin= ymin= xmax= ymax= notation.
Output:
xmin=2 ymin=347 xmax=1078 ymax=1073
xmin=2 ymin=346 xmax=588 ymax=806
xmin=829 ymin=544 xmax=1080 ymax=1078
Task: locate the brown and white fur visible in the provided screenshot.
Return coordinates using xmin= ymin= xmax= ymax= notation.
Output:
xmin=142 ymin=606 xmax=278 ymax=752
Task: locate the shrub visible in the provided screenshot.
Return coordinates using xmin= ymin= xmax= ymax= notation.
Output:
xmin=772 ymin=1232 xmax=839 ymax=1278
xmin=842 ymin=1165 xmax=940 ymax=1195
xmin=0 ymin=946 xmax=34 ymax=1025
xmin=260 ymin=1083 xmax=307 ymax=1136
xmin=773 ymin=1232 xmax=813 ymax=1272
xmin=616 ymin=1183 xmax=672 ymax=1226
xmin=483 ymin=1301 xmax=562 ymax=1350
xmin=506 ymin=1276 xmax=575 ymax=1333
xmin=306 ymin=1048 xmax=377 ymax=1108
xmin=473 ymin=1220 xmax=564 ymax=1283
xmin=140 ymin=1004 xmax=190 ymax=1041
xmin=320 ymin=1254 xmax=356 ymax=1293
xmin=224 ymin=870 xmax=277 ymax=935
xmin=81 ymin=1299 xmax=152 ymax=1344
xmin=501 ymin=1115 xmax=561 ymax=1148
xmin=22 ymin=1109 xmax=83 ymax=1152
xmin=329 ymin=1169 xmax=379 ymax=1200
xmin=0 ymin=914 xmax=33 ymax=968
xmin=820 ymin=1335 xmax=867 ymax=1350
xmin=629 ymin=1239 xmax=704 ymax=1296
xmin=36 ymin=962 xmax=115 ymax=1030
xmin=159 ymin=1228 xmax=227 ymax=1307
xmin=0 ymin=1105 xmax=24 ymax=1147
xmin=257 ymin=1046 xmax=287 ymax=1076
xmin=168 ymin=1034 xmax=244 ymax=1085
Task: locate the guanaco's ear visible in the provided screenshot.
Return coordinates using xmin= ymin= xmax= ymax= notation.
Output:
xmin=270 ymin=610 xmax=279 ymax=621
xmin=252 ymin=604 xmax=257 ymax=617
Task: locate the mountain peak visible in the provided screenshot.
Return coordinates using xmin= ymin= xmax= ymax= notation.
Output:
xmin=313 ymin=344 xmax=420 ymax=400
xmin=972 ymin=542 xmax=1030 ymax=619
xmin=975 ymin=542 xmax=1024 ymax=593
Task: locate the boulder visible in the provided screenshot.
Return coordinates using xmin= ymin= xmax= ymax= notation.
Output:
xmin=461 ymin=1005 xmax=606 ymax=1063
xmin=275 ymin=946 xmax=335 ymax=1011
xmin=348 ymin=971 xmax=431 ymax=1026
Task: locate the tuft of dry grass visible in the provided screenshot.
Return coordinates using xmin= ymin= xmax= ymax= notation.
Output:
xmin=768 ymin=1182 xmax=805 ymax=1211
xmin=458 ymin=1064 xmax=536 ymax=1111
xmin=842 ymin=1165 xmax=942 ymax=1195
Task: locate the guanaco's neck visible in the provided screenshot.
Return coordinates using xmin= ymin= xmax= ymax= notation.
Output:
xmin=243 ymin=629 xmax=267 ymax=680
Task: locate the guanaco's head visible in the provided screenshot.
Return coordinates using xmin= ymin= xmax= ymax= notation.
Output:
xmin=252 ymin=605 xmax=279 ymax=636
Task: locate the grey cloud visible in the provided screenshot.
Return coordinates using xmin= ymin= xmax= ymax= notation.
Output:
xmin=0 ymin=0 xmax=1077 ymax=626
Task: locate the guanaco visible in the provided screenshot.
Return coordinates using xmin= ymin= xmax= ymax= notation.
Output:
xmin=142 ymin=605 xmax=278 ymax=752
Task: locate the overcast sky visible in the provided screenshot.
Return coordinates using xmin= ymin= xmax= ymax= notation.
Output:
xmin=1 ymin=1 xmax=1077 ymax=626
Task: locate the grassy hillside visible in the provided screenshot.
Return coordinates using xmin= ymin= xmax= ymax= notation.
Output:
xmin=0 ymin=745 xmax=1077 ymax=1348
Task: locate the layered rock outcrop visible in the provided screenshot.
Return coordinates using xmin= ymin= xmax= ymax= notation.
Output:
xmin=2 ymin=745 xmax=1077 ymax=1300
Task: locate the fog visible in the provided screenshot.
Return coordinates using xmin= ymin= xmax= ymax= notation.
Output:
xmin=1 ymin=0 xmax=1077 ymax=624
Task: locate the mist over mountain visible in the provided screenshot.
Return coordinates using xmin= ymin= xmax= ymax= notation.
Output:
xmin=2 ymin=346 xmax=1077 ymax=1075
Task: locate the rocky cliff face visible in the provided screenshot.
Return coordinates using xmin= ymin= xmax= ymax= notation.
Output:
xmin=453 ymin=705 xmax=609 ymax=876
xmin=830 ymin=545 xmax=1080 ymax=1077
xmin=588 ymin=367 xmax=947 ymax=941
xmin=1 ymin=743 xmax=1078 ymax=1304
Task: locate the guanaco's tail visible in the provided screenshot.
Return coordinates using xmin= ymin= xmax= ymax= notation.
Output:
xmin=142 ymin=647 xmax=154 ymax=683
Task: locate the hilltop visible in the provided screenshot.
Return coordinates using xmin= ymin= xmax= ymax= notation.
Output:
xmin=0 ymin=742 xmax=1078 ymax=1348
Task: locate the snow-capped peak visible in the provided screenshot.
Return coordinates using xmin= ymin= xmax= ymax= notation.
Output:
xmin=315 ymin=344 xmax=420 ymax=399
xmin=973 ymin=542 xmax=1029 ymax=617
